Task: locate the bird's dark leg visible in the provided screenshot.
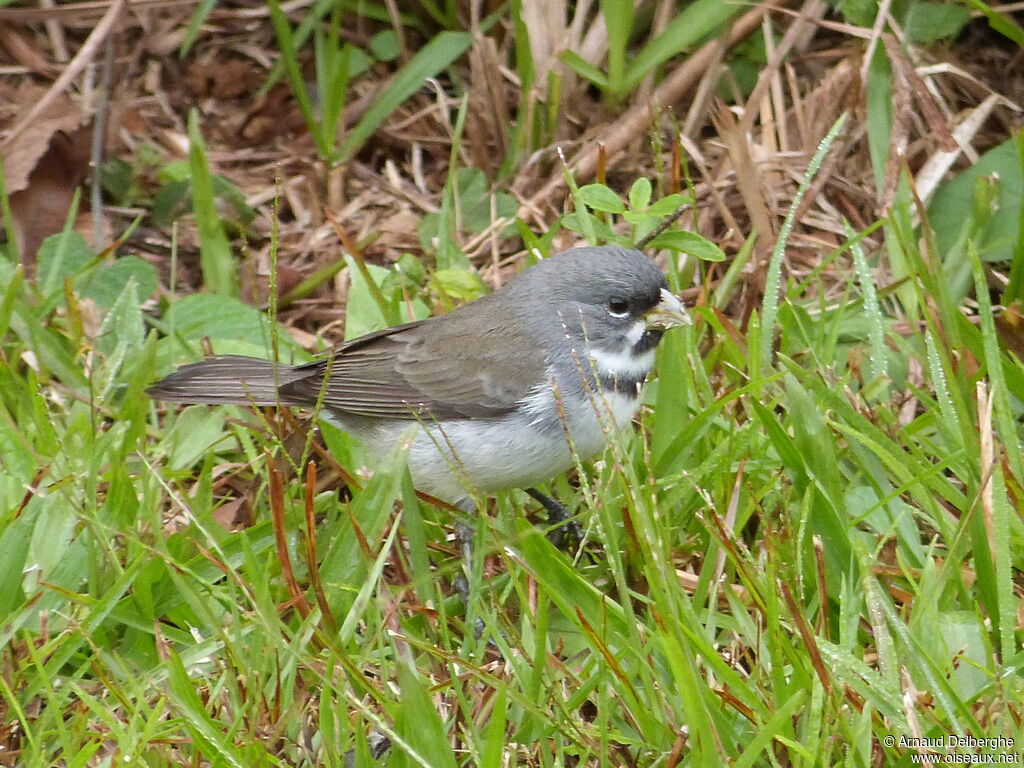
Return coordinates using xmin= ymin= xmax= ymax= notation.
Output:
xmin=526 ymin=488 xmax=583 ymax=550
xmin=452 ymin=518 xmax=487 ymax=639
xmin=343 ymin=731 xmax=391 ymax=767
xmin=452 ymin=520 xmax=475 ymax=604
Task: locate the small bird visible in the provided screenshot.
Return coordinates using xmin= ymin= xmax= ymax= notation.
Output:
xmin=147 ymin=246 xmax=688 ymax=523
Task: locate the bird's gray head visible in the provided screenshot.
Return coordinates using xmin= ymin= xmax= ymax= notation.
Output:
xmin=509 ymin=246 xmax=688 ymax=353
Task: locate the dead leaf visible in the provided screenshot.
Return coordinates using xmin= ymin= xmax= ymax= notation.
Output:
xmin=374 ymin=209 xmax=420 ymax=252
xmin=1 ymin=86 xmax=88 ymax=193
xmin=995 ymin=302 xmax=1024 ymax=363
xmin=186 ymin=56 xmax=257 ymax=100
xmin=238 ymin=84 xmax=304 ymax=144
xmin=0 ymin=26 xmax=56 ymax=77
xmin=1 ymin=86 xmax=92 ymax=273
xmin=211 ymin=497 xmax=252 ymax=531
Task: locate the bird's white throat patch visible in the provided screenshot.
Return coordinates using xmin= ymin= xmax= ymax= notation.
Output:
xmin=589 ymin=346 xmax=656 ymax=379
xmin=625 ymin=319 xmax=647 ymax=346
xmin=588 ymin=323 xmax=656 ymax=380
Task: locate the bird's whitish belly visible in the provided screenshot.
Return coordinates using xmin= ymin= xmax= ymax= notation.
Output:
xmin=328 ymin=384 xmax=642 ymax=507
xmin=408 ymin=417 xmax=580 ymax=501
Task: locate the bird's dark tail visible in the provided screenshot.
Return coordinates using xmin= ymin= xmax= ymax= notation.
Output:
xmin=146 ymin=355 xmax=308 ymax=406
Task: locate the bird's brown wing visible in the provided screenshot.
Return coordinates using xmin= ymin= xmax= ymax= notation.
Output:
xmin=279 ymin=309 xmax=550 ymax=420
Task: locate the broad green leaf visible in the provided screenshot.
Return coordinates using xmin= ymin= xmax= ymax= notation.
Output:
xmin=96 ymin=277 xmax=143 ymax=358
xmin=628 ymin=178 xmax=652 ymax=211
xmin=370 ymin=30 xmax=400 ymax=61
xmin=167 ymin=405 xmax=230 ymax=470
xmin=903 ymin=1 xmax=970 ymax=43
xmin=431 ymin=267 xmax=487 ymax=302
xmin=646 ymin=230 xmax=725 ymax=261
xmin=79 ymin=256 xmax=158 ymax=310
xmin=578 ymin=184 xmax=627 ymax=214
xmin=37 ymin=232 xmax=93 ymax=298
xmin=930 ymin=138 xmax=1022 ymax=266
xmin=162 ymin=293 xmax=274 ymax=343
xmin=645 ymin=193 xmax=690 ymax=217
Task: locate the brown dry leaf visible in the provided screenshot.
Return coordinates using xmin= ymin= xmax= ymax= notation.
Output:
xmin=466 ymin=35 xmax=508 ymax=175
xmin=374 ymin=209 xmax=420 ymax=253
xmin=995 ymin=302 xmax=1024 ymax=363
xmin=0 ymin=26 xmax=56 ymax=76
xmin=1 ymin=87 xmax=92 ymax=271
xmin=1 ymin=86 xmax=88 ymax=192
xmin=717 ymin=102 xmax=774 ymax=227
xmin=882 ymin=34 xmax=957 ymax=153
xmin=186 ymin=56 xmax=257 ymax=100
xmin=238 ymin=83 xmax=304 ymax=144
xmin=211 ymin=498 xmax=252 ymax=531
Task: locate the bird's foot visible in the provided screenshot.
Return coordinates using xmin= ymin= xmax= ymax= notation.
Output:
xmin=343 ymin=730 xmax=391 ymax=767
xmin=453 ymin=522 xmax=486 ymax=639
xmin=525 ymin=488 xmax=583 ymax=550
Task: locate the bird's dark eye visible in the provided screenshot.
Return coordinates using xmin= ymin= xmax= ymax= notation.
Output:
xmin=608 ymin=298 xmax=630 ymax=317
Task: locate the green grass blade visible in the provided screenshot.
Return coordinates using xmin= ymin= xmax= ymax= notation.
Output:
xmin=760 ymin=113 xmax=847 ymax=374
xmin=186 ymin=110 xmax=237 ymax=296
xmin=624 ymin=0 xmax=738 ymax=92
xmin=336 ymin=31 xmax=473 ymax=164
xmin=970 ymin=241 xmax=1020 ymax=659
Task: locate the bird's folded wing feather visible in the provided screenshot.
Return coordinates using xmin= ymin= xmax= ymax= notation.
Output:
xmin=279 ymin=313 xmax=550 ymax=420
